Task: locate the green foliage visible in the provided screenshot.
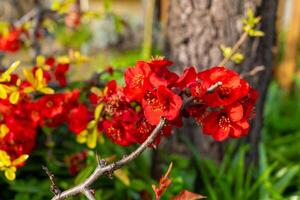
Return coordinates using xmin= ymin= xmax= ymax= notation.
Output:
xmin=180 ymin=133 xmax=300 ymax=200
xmin=264 ymin=81 xmax=300 ymax=135
xmin=242 ymin=9 xmax=264 ymax=37
xmin=220 ymin=45 xmax=244 ymax=64
xmin=263 ymin=80 xmax=300 ymax=198
xmin=53 ymin=23 xmax=92 ymax=49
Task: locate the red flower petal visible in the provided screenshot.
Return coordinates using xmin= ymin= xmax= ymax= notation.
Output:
xmin=226 ymin=103 xmax=243 ymax=122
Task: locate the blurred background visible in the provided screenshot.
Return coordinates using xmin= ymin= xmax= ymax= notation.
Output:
xmin=1 ymin=0 xmax=300 ymax=199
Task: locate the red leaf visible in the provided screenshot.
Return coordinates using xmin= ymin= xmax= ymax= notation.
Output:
xmin=152 ymin=162 xmax=173 ymax=200
xmin=172 ymin=190 xmax=206 ymax=200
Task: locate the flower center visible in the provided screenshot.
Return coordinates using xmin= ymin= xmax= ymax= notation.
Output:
xmin=46 ymin=101 xmax=54 ymax=108
xmin=144 ymin=91 xmax=166 ymax=112
xmin=105 ymin=95 xmax=121 ymax=115
xmin=218 ymin=87 xmax=231 ymax=99
xmin=218 ymin=115 xmax=231 ymax=130
xmin=131 ymin=74 xmax=144 ymax=88
xmin=108 ymin=126 xmax=121 ymax=140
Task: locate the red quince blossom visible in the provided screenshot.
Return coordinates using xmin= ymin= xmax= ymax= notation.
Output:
xmin=68 ymin=104 xmax=90 ymax=135
xmin=37 ymin=94 xmax=65 ymax=119
xmin=142 ymin=86 xmax=183 ymax=125
xmin=195 ymin=66 xmax=249 ymax=107
xmin=102 ymin=119 xmax=137 ymax=146
xmin=175 ymin=67 xmax=197 ymax=89
xmin=124 ymin=62 xmax=152 ymax=102
xmin=0 ymin=28 xmax=23 ymax=52
xmin=202 ymin=102 xmax=250 ymax=141
xmin=147 ymin=59 xmax=179 ymax=87
xmin=134 ymin=117 xmax=172 ymax=145
xmin=55 ymin=63 xmax=70 ymax=87
xmin=0 ymin=100 xmax=37 ymax=159
xmin=239 ymin=87 xmax=259 ymax=119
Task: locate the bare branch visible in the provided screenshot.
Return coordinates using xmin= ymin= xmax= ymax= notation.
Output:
xmin=42 ymin=166 xmax=61 ymax=195
xmin=207 ymin=81 xmax=222 ymax=93
xmin=14 ymin=9 xmax=37 ymax=27
xmin=241 ymin=65 xmax=265 ymax=78
xmin=218 ymin=32 xmax=248 ymax=66
xmin=182 ymin=81 xmax=222 ymax=110
xmin=51 ymin=118 xmax=166 ymax=200
xmin=83 ymin=188 xmax=96 ymax=200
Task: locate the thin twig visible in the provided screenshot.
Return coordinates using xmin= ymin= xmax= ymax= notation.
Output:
xmin=241 ymin=65 xmax=265 ymax=78
xmin=42 ymin=166 xmax=61 ymax=195
xmin=83 ymin=188 xmax=96 ymax=200
xmin=182 ymin=81 xmax=222 ymax=111
xmin=51 ymin=118 xmax=166 ymax=200
xmin=14 ymin=9 xmax=37 ymax=27
xmin=218 ymin=32 xmax=248 ymax=66
xmin=207 ymin=81 xmax=222 ymax=93
xmin=32 ymin=1 xmax=43 ymax=60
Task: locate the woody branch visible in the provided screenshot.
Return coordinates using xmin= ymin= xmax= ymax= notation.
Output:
xmin=51 ymin=118 xmax=166 ymax=200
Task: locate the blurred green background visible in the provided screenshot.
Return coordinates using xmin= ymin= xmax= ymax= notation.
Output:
xmin=1 ymin=0 xmax=300 ymax=199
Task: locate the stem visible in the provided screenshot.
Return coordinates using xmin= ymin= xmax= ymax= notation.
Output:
xmin=51 ymin=118 xmax=166 ymax=200
xmin=14 ymin=9 xmax=37 ymax=27
xmin=142 ymin=0 xmax=155 ymax=59
xmin=83 ymin=189 xmax=95 ymax=200
xmin=218 ymin=32 xmax=248 ymax=66
xmin=32 ymin=1 xmax=43 ymax=60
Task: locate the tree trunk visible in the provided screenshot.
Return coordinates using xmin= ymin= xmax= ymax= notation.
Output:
xmin=153 ymin=0 xmax=278 ymax=169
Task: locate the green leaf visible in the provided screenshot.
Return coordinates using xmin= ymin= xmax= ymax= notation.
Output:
xmin=75 ymin=164 xmax=96 ymax=185
xmin=274 ymin=166 xmax=299 ymax=194
xmin=231 ymin=53 xmax=244 ymax=64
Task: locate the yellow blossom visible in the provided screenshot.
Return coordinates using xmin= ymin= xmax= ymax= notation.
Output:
xmin=23 ymin=68 xmax=54 ymax=95
xmin=0 ymin=150 xmax=29 ymax=181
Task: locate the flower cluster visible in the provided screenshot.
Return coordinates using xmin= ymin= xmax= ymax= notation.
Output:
xmin=87 ymin=58 xmax=257 ymax=146
xmin=0 ymin=55 xmax=86 ymax=180
xmin=0 ymin=57 xmax=257 ymax=181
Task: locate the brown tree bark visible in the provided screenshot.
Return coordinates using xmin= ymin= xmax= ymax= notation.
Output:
xmin=152 ymin=0 xmax=278 ymax=175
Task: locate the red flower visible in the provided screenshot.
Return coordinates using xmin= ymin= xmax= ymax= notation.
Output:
xmin=55 ymin=63 xmax=69 ymax=87
xmin=45 ymin=57 xmax=56 ymax=68
xmin=202 ymin=102 xmax=250 ymax=141
xmin=175 ymin=67 xmax=197 ymax=89
xmin=0 ymin=28 xmax=22 ymax=52
xmin=102 ymin=119 xmax=137 ymax=146
xmin=239 ymin=87 xmax=258 ymax=119
xmin=37 ymin=94 xmax=65 ymax=119
xmin=63 ymin=89 xmax=81 ymax=109
xmin=0 ymin=129 xmax=36 ymax=159
xmin=196 ymin=67 xmax=249 ymax=107
xmin=186 ymin=105 xmax=209 ymax=124
xmin=25 ymin=101 xmax=44 ymax=127
xmin=142 ymin=86 xmax=183 ymax=125
xmin=147 ymin=58 xmax=173 ymax=73
xmin=147 ymin=59 xmax=179 ymax=87
xmin=124 ymin=62 xmax=152 ymax=102
xmin=68 ymin=104 xmax=90 ymax=135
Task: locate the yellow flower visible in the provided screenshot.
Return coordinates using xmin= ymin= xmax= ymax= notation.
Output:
xmin=23 ymin=68 xmax=54 ymax=95
xmin=0 ymin=61 xmax=20 ymax=102
xmin=0 ymin=61 xmax=20 ymax=83
xmin=0 ymin=150 xmax=29 ymax=181
xmin=0 ymin=124 xmax=9 ymax=139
